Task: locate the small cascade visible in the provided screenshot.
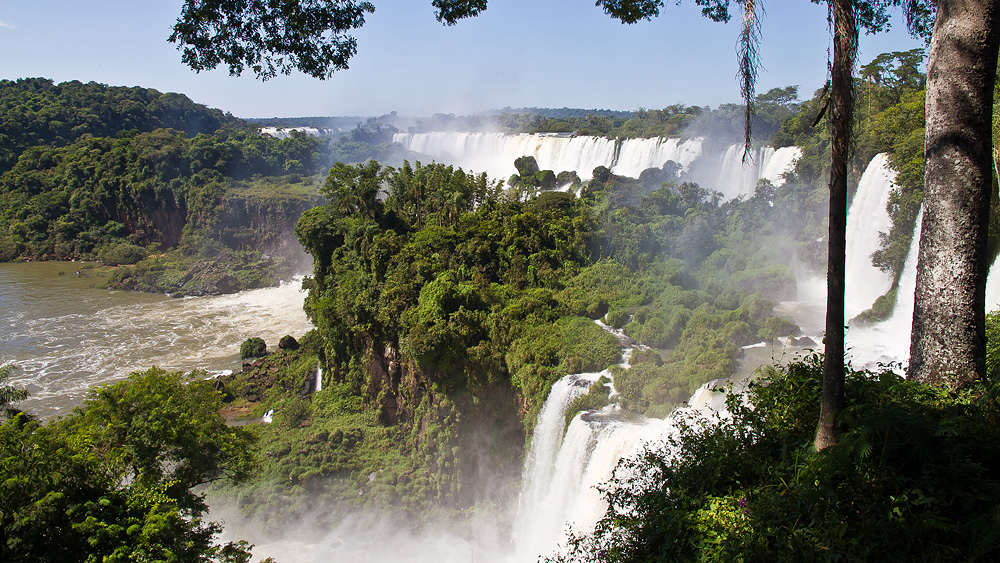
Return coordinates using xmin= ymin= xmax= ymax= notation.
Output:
xmin=844 ymin=153 xmax=896 ymax=321
xmin=714 ymin=144 xmax=763 ymax=199
xmin=315 ymin=362 xmax=323 ymax=393
xmin=761 ymin=146 xmax=802 ymax=186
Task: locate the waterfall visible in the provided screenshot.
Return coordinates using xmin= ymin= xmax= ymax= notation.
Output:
xmin=315 ymin=362 xmax=323 ymax=393
xmin=847 ymin=208 xmax=922 ymax=368
xmin=511 ymin=357 xmax=732 ymax=560
xmin=260 ymin=126 xmax=328 ymax=139
xmin=844 ymin=153 xmax=896 ymax=321
xmin=612 ymin=137 xmax=703 ymax=179
xmin=761 ymin=146 xmax=803 ymax=187
xmin=392 ymin=132 xmax=804 ymax=202
xmin=708 ymin=144 xmax=801 ymax=200
xmin=392 ymin=132 xmax=702 ymax=182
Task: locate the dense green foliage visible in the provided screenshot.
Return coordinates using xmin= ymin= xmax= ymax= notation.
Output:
xmin=213 ymin=339 xmax=525 ymax=529
xmin=0 ymin=79 xmax=408 ymax=293
xmin=0 ymin=368 xmax=258 ymax=562
xmin=297 ymin=157 xmax=797 ymax=420
xmin=0 ymin=78 xmax=240 ymax=174
xmin=552 ymin=354 xmax=1000 ymax=562
xmin=240 ymin=337 xmax=268 ymax=360
xmin=217 ymin=152 xmax=799 ymax=524
xmin=0 ymin=79 xmax=330 ymax=261
xmin=170 ymin=0 xmax=374 ymax=80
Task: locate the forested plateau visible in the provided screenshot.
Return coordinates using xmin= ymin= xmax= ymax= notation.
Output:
xmin=0 ymin=78 xmax=402 ymax=295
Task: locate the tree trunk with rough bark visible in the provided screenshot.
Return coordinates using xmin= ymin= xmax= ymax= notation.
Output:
xmin=909 ymin=0 xmax=1000 ymax=389
xmin=816 ymin=0 xmax=856 ymax=451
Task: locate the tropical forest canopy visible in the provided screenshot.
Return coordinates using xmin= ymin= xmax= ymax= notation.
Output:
xmin=0 ymin=78 xmax=403 ymax=294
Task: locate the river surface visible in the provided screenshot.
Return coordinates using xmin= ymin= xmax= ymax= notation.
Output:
xmin=0 ymin=261 xmax=313 ymax=419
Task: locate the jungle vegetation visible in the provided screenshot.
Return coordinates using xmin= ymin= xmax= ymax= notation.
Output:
xmin=0 ymin=78 xmax=412 ymax=294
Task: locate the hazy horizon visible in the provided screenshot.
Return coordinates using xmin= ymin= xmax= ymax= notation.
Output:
xmin=2 ymin=0 xmax=925 ymax=119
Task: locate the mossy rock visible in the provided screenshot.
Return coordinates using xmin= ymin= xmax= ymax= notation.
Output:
xmin=240 ymin=337 xmax=267 ymax=360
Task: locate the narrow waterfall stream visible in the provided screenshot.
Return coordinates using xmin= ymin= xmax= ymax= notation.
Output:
xmin=844 ymin=153 xmax=895 ymax=321
xmin=847 ymin=209 xmax=923 ymax=367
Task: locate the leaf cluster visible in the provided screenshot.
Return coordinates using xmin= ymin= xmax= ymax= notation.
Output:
xmin=170 ymin=0 xmax=375 ymax=80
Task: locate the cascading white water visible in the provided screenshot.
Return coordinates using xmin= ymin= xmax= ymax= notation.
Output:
xmin=760 ymin=146 xmax=802 ymax=187
xmin=392 ymin=132 xmax=806 ymax=202
xmin=260 ymin=126 xmax=328 ymax=139
xmin=612 ymin=137 xmax=703 ymax=179
xmin=987 ymin=254 xmax=1000 ymax=313
xmin=710 ymin=144 xmax=802 ymax=200
xmin=844 ymin=153 xmax=896 ymax=321
xmin=315 ymin=362 xmax=323 ymax=393
xmin=392 ymin=132 xmax=702 ymax=182
xmin=846 ymin=208 xmax=922 ymax=368
xmin=511 ymin=354 xmax=733 ymax=561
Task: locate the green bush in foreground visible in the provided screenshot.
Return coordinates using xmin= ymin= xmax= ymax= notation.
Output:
xmin=0 ymin=368 xmax=258 ymax=562
xmin=552 ymin=355 xmax=1000 ymax=562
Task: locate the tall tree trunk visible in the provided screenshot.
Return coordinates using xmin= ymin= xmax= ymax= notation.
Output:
xmin=909 ymin=0 xmax=1000 ymax=389
xmin=816 ymin=0 xmax=856 ymax=451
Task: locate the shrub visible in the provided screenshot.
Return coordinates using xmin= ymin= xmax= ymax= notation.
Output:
xmin=98 ymin=242 xmax=147 ymax=265
xmin=279 ymin=398 xmax=312 ymax=428
xmin=564 ymin=376 xmax=612 ymax=427
xmin=240 ymin=337 xmax=267 ymax=360
xmin=605 ymin=309 xmax=630 ymax=329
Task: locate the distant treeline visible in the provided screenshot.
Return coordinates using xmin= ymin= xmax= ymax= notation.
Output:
xmin=488 ymin=106 xmax=635 ymax=119
xmin=245 ymin=115 xmax=397 ymax=132
xmin=237 ymin=92 xmax=802 ymax=146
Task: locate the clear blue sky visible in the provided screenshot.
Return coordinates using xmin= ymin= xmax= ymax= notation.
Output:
xmin=1 ymin=0 xmax=925 ymax=119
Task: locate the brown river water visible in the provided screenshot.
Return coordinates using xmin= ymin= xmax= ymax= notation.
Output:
xmin=0 ymin=261 xmax=313 ymax=419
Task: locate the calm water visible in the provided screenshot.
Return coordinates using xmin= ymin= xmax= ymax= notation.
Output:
xmin=0 ymin=262 xmax=313 ymax=418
